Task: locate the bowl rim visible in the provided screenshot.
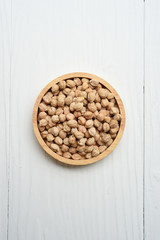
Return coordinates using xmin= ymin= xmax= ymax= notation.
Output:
xmin=32 ymin=72 xmax=125 ymax=165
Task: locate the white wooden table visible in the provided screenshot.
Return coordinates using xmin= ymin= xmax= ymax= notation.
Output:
xmin=0 ymin=0 xmax=159 ymax=239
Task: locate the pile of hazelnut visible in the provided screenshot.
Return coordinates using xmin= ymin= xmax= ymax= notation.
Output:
xmin=38 ymin=78 xmax=121 ymax=160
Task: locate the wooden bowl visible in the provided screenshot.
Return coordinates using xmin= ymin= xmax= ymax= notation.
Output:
xmin=33 ymin=72 xmax=125 ymax=165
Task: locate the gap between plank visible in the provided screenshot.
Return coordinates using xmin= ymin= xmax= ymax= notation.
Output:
xmin=143 ymin=1 xmax=146 ymax=240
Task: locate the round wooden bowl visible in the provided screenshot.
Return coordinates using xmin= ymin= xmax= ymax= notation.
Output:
xmin=33 ymin=72 xmax=125 ymax=165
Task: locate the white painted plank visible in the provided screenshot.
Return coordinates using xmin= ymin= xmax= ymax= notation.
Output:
xmin=145 ymin=1 xmax=160 ymax=239
xmin=4 ymin=0 xmax=144 ymax=239
xmin=0 ymin=0 xmax=12 ymax=239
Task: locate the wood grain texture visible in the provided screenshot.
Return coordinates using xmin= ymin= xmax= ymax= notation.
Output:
xmin=145 ymin=1 xmax=160 ymax=239
xmin=33 ymin=72 xmax=125 ymax=165
xmin=0 ymin=0 xmax=12 ymax=239
xmin=1 ymin=0 xmax=144 ymax=239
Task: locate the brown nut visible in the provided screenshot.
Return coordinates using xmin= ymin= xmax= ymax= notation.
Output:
xmin=51 ymin=115 xmax=59 ymax=123
xmin=106 ymin=139 xmax=113 ymax=147
xmin=110 ymin=126 xmax=119 ymax=134
xmin=78 ymin=138 xmax=87 ymax=146
xmin=85 ymin=120 xmax=93 ymax=128
xmin=98 ymin=88 xmax=109 ymax=98
xmin=67 ymin=120 xmax=78 ymax=128
xmin=59 ymin=114 xmax=66 ymax=122
xmin=63 ymin=88 xmax=71 ymax=95
xmin=74 ymin=131 xmax=84 ymax=139
xmin=61 ymin=144 xmax=69 ymax=152
xmin=48 ymin=107 xmax=56 ymax=116
xmin=41 ymin=131 xmax=48 ymax=139
xmin=72 ymin=153 xmax=81 ymax=160
xmin=43 ymin=95 xmax=51 ymax=104
xmin=39 ymin=112 xmax=47 ymax=119
xmin=88 ymin=92 xmax=96 ymax=102
xmin=104 ymin=116 xmax=111 ymax=123
xmin=88 ymin=127 xmax=96 ymax=136
xmin=68 ymin=135 xmax=76 ymax=145
xmin=84 ymin=111 xmax=93 ymax=119
xmin=101 ymin=133 xmax=111 ymax=143
xmin=57 ymin=95 xmax=65 ymax=107
xmin=78 ymin=125 xmax=86 ymax=134
xmin=63 ymin=138 xmax=69 ymax=146
xmin=110 ymin=107 xmax=119 ymax=115
xmin=95 ymin=103 xmax=101 ymax=111
xmin=77 ymin=146 xmax=85 ymax=153
xmin=86 ymin=137 xmax=95 ymax=146
xmin=113 ymin=114 xmax=121 ymax=121
xmin=63 ymin=106 xmax=70 ymax=115
xmin=69 ymin=147 xmax=77 ymax=154
xmin=65 ymin=96 xmax=73 ymax=105
xmin=50 ymin=144 xmax=60 ymax=152
xmin=74 ymin=102 xmax=83 ymax=111
xmin=86 ymin=153 xmax=92 ymax=159
xmin=49 ymin=127 xmax=59 ymax=136
xmin=92 ymin=149 xmax=99 ymax=157
xmin=63 ymin=152 xmax=71 ymax=158
xmin=39 ymin=119 xmax=48 ymax=127
xmin=46 ymin=134 xmax=54 ymax=142
xmin=99 ymin=145 xmax=107 ymax=153
xmin=74 ymin=77 xmax=81 ymax=86
xmin=96 ymin=113 xmax=104 ymax=122
xmin=101 ymin=98 xmax=109 ymax=107
xmin=103 ymin=123 xmax=110 ymax=132
xmin=78 ymin=117 xmax=86 ymax=125
xmin=109 ymin=120 xmax=118 ymax=128
xmin=66 ymin=113 xmax=75 ymax=120
xmin=51 ymin=98 xmax=58 ymax=107
xmin=58 ymin=81 xmax=66 ymax=90
xmin=63 ymin=123 xmax=71 ymax=132
xmin=88 ymin=103 xmax=97 ymax=112
xmin=66 ymin=79 xmax=76 ymax=88
xmin=55 ymin=136 xmax=63 ymax=145
xmin=82 ymin=82 xmax=88 ymax=90
xmin=39 ymin=102 xmax=48 ymax=112
xmin=90 ymin=79 xmax=99 ymax=87
xmin=51 ymin=84 xmax=59 ymax=93
xmin=59 ymin=130 xmax=67 ymax=139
